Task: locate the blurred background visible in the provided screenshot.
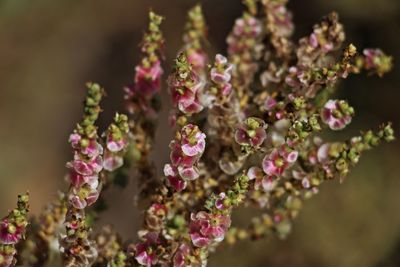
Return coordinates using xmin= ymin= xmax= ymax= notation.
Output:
xmin=0 ymin=0 xmax=399 ymax=266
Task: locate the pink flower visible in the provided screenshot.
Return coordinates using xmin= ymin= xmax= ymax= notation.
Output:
xmin=189 ymin=211 xmax=231 ymax=247
xmin=187 ymin=49 xmax=207 ymax=74
xmin=317 ymin=143 xmax=331 ymax=163
xmin=265 ymin=97 xmax=277 ymax=111
xmin=81 ymin=139 xmax=103 ymax=158
xmin=135 ymin=232 xmax=160 ymax=267
xmin=235 ymin=117 xmax=267 ymax=148
xmin=178 ymin=166 xmax=199 ymax=181
xmin=181 ymin=124 xmax=206 ymax=157
xmin=0 ymin=219 xmax=23 ymax=245
xmin=106 ymin=135 xmax=127 ymax=153
xmin=134 ymin=60 xmax=163 ymax=97
xmin=69 ymin=186 xmax=100 ymax=209
xmin=69 ymin=154 xmax=103 ymax=176
xmin=169 ymin=68 xmax=205 ymax=115
xmin=247 ymin=167 xmax=277 ymax=192
xmin=321 ymin=100 xmax=353 ymax=130
xmin=167 ymin=176 xmax=187 ymax=192
xmin=215 ymin=193 xmax=227 ymax=210
xmin=68 ymin=133 xmax=81 ymax=148
xmin=164 ymin=164 xmax=187 ymax=191
xmin=103 ymin=152 xmax=123 ymax=171
xmin=170 ymin=141 xmax=197 ymax=168
xmin=262 ymin=146 xmax=298 ymax=176
xmin=363 ymin=49 xmax=392 ymax=76
xmin=265 ymin=1 xmax=294 ymax=37
xmin=173 ymin=243 xmax=200 ymax=267
xmin=69 ymin=171 xmax=98 ymax=188
xmin=210 ymin=54 xmax=233 ymax=84
xmin=363 ymin=49 xmax=383 ymax=69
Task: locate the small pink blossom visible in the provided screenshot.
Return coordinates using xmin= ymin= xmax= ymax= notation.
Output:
xmin=106 ymin=135 xmax=127 ymax=153
xmin=189 ymin=211 xmax=231 ymax=247
xmin=187 ymin=49 xmax=207 ymax=75
xmin=265 ymin=1 xmax=294 ymax=37
xmin=210 ymin=54 xmax=233 ymax=84
xmin=69 ymin=186 xmax=100 ymax=209
xmin=262 ymin=146 xmax=298 ymax=176
xmin=169 ymin=67 xmax=205 ymax=115
xmin=317 ymin=143 xmax=331 ymax=164
xmin=227 ymin=15 xmax=262 ymax=55
xmin=321 ymin=100 xmax=353 ymax=130
xmin=167 ymin=176 xmax=187 ymax=192
xmin=69 ymin=171 xmax=98 ymax=188
xmin=68 ymin=133 xmax=81 ymax=148
xmin=81 ymin=139 xmax=103 ymax=158
xmin=247 ymin=167 xmax=277 ymax=192
xmin=235 ymin=117 xmax=267 ymax=148
xmin=178 ymin=166 xmax=199 ymax=181
xmin=265 ymin=97 xmax=278 ymax=111
xmin=215 ymin=193 xmax=227 ymax=210
xmin=170 ymin=141 xmax=197 ymax=168
xmin=181 ymin=124 xmax=206 ymax=157
xmin=173 ymin=243 xmax=201 ymax=267
xmin=0 ymin=219 xmax=23 ymax=245
xmin=135 ymin=232 xmax=160 ymax=267
xmin=103 ymin=152 xmax=123 ymax=172
xmin=69 ymin=154 xmax=103 ymax=176
xmin=135 ymin=60 xmax=163 ymax=97
xmin=363 ymin=49 xmax=383 ymax=69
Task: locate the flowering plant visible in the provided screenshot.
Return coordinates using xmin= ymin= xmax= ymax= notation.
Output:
xmin=0 ymin=1 xmax=396 ymax=267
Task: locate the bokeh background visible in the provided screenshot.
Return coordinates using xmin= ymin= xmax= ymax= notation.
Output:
xmin=0 ymin=0 xmax=399 ymax=266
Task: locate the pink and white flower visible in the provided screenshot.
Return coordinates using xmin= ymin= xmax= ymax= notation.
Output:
xmin=189 ymin=211 xmax=231 ymax=247
xmin=0 ymin=219 xmax=23 ymax=245
xmin=321 ymin=100 xmax=353 ymax=130
xmin=262 ymin=146 xmax=298 ymax=176
xmin=135 ymin=232 xmax=160 ymax=267
xmin=173 ymin=242 xmax=201 ymax=267
xmin=181 ymin=124 xmax=206 ymax=157
xmin=69 ymin=185 xmax=100 ymax=210
xmin=187 ymin=49 xmax=208 ymax=75
xmin=235 ymin=117 xmax=267 ymax=148
xmin=169 ymin=63 xmax=205 ymax=115
xmin=134 ymin=60 xmax=163 ymax=97
xmin=247 ymin=167 xmax=277 ymax=192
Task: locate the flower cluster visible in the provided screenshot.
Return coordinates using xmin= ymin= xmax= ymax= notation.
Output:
xmin=66 ymin=83 xmax=104 ymax=210
xmin=209 ymin=54 xmax=233 ymax=100
xmin=124 ymin=11 xmax=164 ymax=115
xmin=0 ymin=194 xmax=29 ymax=267
xmin=227 ymin=7 xmax=263 ymax=102
xmin=263 ymin=0 xmax=294 ymax=59
xmin=190 ymin=173 xmax=250 ymax=248
xmin=297 ymin=12 xmax=345 ymax=66
xmin=103 ymin=113 xmax=129 ymax=172
xmin=168 ymin=53 xmax=205 ymax=115
xmin=182 ymin=4 xmax=208 ymax=77
xmin=189 ymin=212 xmax=231 ymax=247
xmin=124 ymin=12 xmax=166 ymax=201
xmin=360 ymin=48 xmax=393 ymax=77
xmin=5 ymin=3 xmax=397 ymax=267
xmin=164 ymin=124 xmax=206 ymax=191
xmin=134 ymin=232 xmax=161 ymax=267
